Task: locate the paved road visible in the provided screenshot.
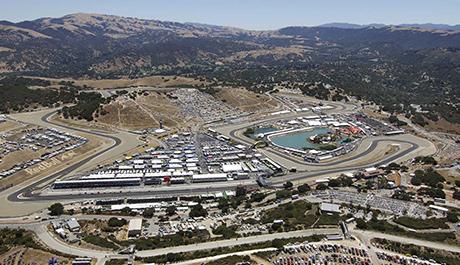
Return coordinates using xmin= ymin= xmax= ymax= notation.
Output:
xmin=0 ymin=108 xmax=142 ymax=217
xmin=136 ymin=228 xmax=340 ymax=257
xmin=352 ymin=230 xmax=460 ymax=253
xmin=0 ymin=219 xmax=337 ymax=261
xmin=159 ymin=247 xmax=277 ymax=265
xmin=0 ymin=221 xmax=112 ymax=259
xmin=7 ymin=111 xmax=123 ymax=202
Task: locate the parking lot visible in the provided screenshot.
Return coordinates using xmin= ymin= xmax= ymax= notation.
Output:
xmin=269 ymin=242 xmax=371 ymax=265
xmin=0 ymin=127 xmax=87 ymax=179
xmin=376 ymin=251 xmax=438 ymax=265
xmin=169 ymin=88 xmax=247 ymax=123
xmin=314 ymin=190 xmax=428 ymax=217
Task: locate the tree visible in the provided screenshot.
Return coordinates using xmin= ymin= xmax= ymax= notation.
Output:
xmin=189 ymin=204 xmax=208 ymax=218
xmin=297 ymin=183 xmax=311 ymax=194
xmin=108 ymin=217 xmax=127 ymax=227
xmin=48 ymin=203 xmax=64 ymax=216
xmin=213 ymin=225 xmax=238 ymax=239
xmin=283 ymin=181 xmax=293 ymax=190
xmin=455 ymin=180 xmax=460 ymax=187
xmin=166 ymin=206 xmax=177 ymax=216
xmin=447 ymin=212 xmax=459 ymax=223
xmin=316 ymin=183 xmax=328 ymax=190
xmin=250 ymin=192 xmax=266 ymax=202
xmin=272 ymin=238 xmax=284 ymax=249
xmin=121 ymin=207 xmax=132 ymax=215
xmin=218 ymin=198 xmax=230 ymax=213
xmin=236 ymin=186 xmax=247 ymax=197
xmin=356 ymin=219 xmax=367 ymax=230
xmin=275 ymin=190 xmax=291 ymax=200
xmin=453 ymin=191 xmax=460 ymax=200
xmin=142 ymin=208 xmax=155 ymax=219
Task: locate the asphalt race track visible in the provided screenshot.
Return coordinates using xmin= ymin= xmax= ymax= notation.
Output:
xmin=4 ymin=102 xmax=433 ymax=205
xmin=7 ymin=111 xmax=122 ymax=202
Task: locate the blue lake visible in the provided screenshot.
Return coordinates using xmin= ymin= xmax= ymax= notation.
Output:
xmin=270 ymin=127 xmax=331 ymax=150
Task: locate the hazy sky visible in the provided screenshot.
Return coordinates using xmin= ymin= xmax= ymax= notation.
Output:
xmin=1 ymin=0 xmax=459 ymax=29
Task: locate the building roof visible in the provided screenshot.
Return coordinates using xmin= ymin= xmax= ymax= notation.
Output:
xmin=222 ymin=163 xmax=243 ymax=172
xmin=66 ymin=218 xmax=80 ymax=230
xmin=128 ymin=218 xmax=143 ymax=232
xmin=192 ymin=173 xmax=227 ymax=180
xmin=320 ymin=202 xmax=341 ymax=213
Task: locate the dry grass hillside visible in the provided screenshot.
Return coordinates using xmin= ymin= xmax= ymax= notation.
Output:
xmin=24 ymin=75 xmax=206 ymax=90
xmin=97 ymin=91 xmax=185 ymax=130
xmin=215 ymin=88 xmax=279 ymax=113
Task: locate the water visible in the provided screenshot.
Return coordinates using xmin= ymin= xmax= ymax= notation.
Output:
xmin=270 ymin=127 xmax=332 ymax=150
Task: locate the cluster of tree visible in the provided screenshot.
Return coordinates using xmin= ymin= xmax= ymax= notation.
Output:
xmin=0 ymin=77 xmax=77 ymax=113
xmin=392 ymin=189 xmax=413 ymax=201
xmin=413 ymin=156 xmax=438 ymax=165
xmin=142 ymin=208 xmax=155 ymax=218
xmin=328 ymin=175 xmax=353 ymax=187
xmin=60 ymin=92 xmax=106 ymax=121
xmin=250 ymin=192 xmax=266 ymax=203
xmin=0 ymin=228 xmax=40 ymax=254
xmin=299 ymin=83 xmax=331 ymax=100
xmin=107 ymin=217 xmax=127 ymax=227
xmin=212 ymin=224 xmax=238 ymax=239
xmin=410 ymin=168 xmax=445 ymax=187
xmin=48 ymin=203 xmax=64 ymax=216
xmin=388 ymin=115 xmax=408 ymax=127
xmin=386 ymin=162 xmax=408 ymax=172
xmin=189 ymin=204 xmax=208 ymax=218
xmin=453 ymin=190 xmax=460 ymax=200
xmin=418 ymin=187 xmax=446 ymax=199
xmin=297 ymin=183 xmax=311 ymax=194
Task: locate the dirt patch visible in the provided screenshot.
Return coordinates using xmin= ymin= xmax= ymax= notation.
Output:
xmin=437 ymin=168 xmax=460 ymax=185
xmin=425 ymin=118 xmax=460 ymax=134
xmin=0 ymin=246 xmax=72 ymax=265
xmin=0 ymin=149 xmax=42 ymax=171
xmin=215 ymin=88 xmax=279 ymax=113
xmin=97 ymin=91 xmax=186 ymax=130
xmin=0 ymin=120 xmax=24 ymax=132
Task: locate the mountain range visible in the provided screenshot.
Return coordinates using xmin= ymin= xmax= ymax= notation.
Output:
xmin=0 ymin=13 xmax=459 ymax=77
xmin=1 ymin=13 xmax=460 ymax=126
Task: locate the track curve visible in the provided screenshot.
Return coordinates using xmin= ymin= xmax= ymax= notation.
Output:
xmin=7 ymin=111 xmax=123 ymax=202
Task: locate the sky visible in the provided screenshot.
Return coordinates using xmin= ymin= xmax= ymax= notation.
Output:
xmin=1 ymin=0 xmax=459 ymax=30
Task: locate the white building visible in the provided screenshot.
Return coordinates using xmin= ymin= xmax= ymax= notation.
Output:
xmin=320 ymin=202 xmax=341 ymax=214
xmin=128 ymin=218 xmax=143 ymax=237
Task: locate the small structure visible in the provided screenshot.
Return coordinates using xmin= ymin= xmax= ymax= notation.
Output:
xmin=66 ymin=218 xmax=80 ymax=232
xmin=128 ymin=218 xmax=143 ymax=237
xmin=320 ymin=202 xmax=341 ymax=214
xmin=429 ymin=204 xmax=448 ymax=213
xmin=222 ymin=163 xmax=243 ymax=173
xmin=361 ymin=167 xmax=385 ymax=179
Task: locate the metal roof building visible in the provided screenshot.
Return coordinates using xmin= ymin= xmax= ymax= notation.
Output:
xmin=320 ymin=202 xmax=341 ymax=213
xmin=128 ymin=218 xmax=143 ymax=237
